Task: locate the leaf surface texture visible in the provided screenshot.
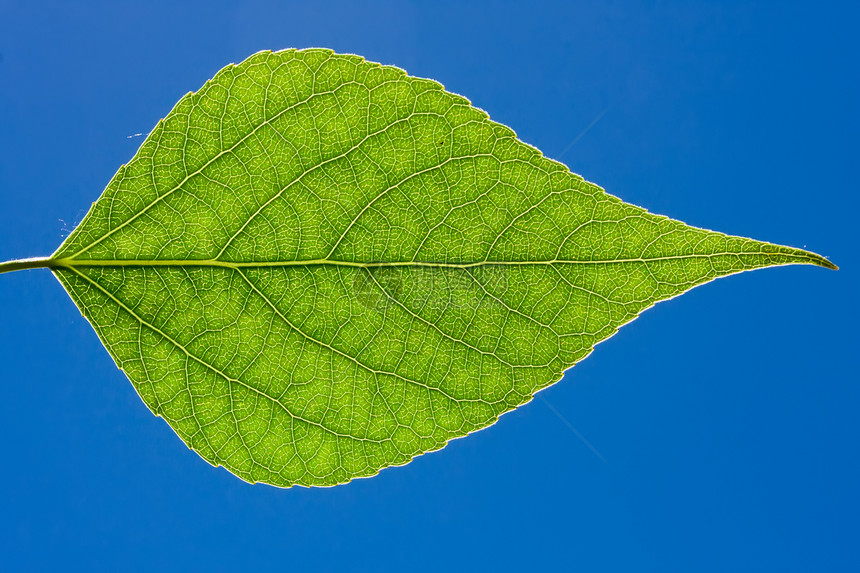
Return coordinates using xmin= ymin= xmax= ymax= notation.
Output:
xmin=51 ymin=49 xmax=833 ymax=487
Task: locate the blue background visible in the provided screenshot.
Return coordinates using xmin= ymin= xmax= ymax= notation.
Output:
xmin=0 ymin=1 xmax=857 ymax=571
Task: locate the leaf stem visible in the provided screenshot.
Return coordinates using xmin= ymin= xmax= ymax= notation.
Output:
xmin=0 ymin=257 xmax=56 ymax=275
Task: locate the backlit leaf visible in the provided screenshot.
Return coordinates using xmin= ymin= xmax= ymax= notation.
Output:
xmin=0 ymin=49 xmax=835 ymax=487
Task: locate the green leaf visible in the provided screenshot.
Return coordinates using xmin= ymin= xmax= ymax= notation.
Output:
xmin=0 ymin=48 xmax=835 ymax=487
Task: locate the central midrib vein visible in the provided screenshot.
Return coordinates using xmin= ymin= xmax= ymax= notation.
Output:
xmin=45 ymin=251 xmax=814 ymax=270
xmin=0 ymin=250 xmax=824 ymax=276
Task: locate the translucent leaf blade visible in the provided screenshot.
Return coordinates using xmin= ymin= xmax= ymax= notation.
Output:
xmin=50 ymin=49 xmax=834 ymax=487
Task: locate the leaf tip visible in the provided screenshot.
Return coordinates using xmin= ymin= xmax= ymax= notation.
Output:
xmin=804 ymin=251 xmax=838 ymax=271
